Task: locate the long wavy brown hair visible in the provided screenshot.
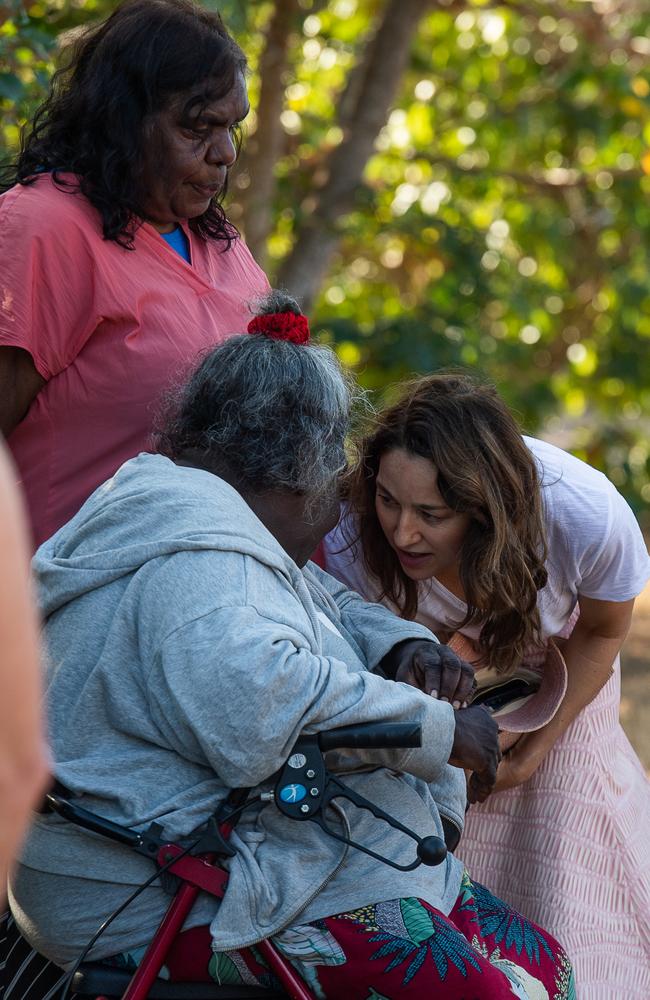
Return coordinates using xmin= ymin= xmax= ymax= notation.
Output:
xmin=344 ymin=372 xmax=549 ymax=673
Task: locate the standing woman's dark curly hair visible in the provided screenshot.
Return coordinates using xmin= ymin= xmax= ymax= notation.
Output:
xmin=345 ymin=373 xmax=549 ymax=674
xmin=1 ymin=0 xmax=246 ymax=248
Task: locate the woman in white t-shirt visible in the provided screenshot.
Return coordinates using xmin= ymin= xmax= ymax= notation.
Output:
xmin=323 ymin=372 xmax=650 ymax=999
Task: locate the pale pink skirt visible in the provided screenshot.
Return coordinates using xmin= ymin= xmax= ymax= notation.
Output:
xmin=458 ymin=658 xmax=650 ymax=999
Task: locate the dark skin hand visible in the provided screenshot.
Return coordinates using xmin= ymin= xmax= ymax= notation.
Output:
xmin=449 ymin=704 xmax=501 ymax=803
xmin=380 ymin=638 xmax=476 ymax=708
xmin=381 ymin=639 xmax=499 ymax=802
xmin=0 ymin=347 xmax=45 ymax=436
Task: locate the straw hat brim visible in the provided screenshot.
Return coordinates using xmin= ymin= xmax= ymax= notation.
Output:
xmin=447 ymin=633 xmax=568 ymax=743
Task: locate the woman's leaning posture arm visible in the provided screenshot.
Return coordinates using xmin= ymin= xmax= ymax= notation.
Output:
xmin=495 ymin=593 xmax=634 ymax=792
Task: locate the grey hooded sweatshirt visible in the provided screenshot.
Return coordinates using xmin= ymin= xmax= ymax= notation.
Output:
xmin=11 ymin=454 xmax=466 ymax=965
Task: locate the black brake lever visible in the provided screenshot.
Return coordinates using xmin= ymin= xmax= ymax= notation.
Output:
xmin=273 ymin=736 xmax=447 ymax=870
xmin=313 ymin=776 xmax=447 ymax=870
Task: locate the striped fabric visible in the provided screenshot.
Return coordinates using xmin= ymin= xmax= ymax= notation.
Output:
xmin=458 ymin=657 xmax=650 ymax=999
xmin=0 ymin=911 xmax=69 ymax=1000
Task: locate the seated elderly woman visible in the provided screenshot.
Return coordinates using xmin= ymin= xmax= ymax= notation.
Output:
xmin=9 ymin=297 xmax=574 ymax=999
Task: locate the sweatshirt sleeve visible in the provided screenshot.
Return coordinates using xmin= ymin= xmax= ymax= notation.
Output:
xmin=145 ymin=603 xmax=456 ymax=791
xmin=305 ymin=563 xmax=440 ymax=672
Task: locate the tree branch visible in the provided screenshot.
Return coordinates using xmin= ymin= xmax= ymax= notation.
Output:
xmin=276 ymin=0 xmax=437 ymax=309
xmin=235 ymin=0 xmax=302 ymax=268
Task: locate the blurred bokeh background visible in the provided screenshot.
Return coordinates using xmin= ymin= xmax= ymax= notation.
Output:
xmin=1 ymin=0 xmax=648 ymax=764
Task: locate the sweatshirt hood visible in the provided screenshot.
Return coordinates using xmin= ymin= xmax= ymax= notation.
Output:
xmin=34 ymin=453 xmax=296 ymax=619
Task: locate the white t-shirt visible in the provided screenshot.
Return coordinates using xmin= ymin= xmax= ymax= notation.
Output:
xmin=323 ymin=436 xmax=650 ymax=645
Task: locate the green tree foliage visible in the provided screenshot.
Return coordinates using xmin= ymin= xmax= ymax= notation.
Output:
xmin=2 ymin=0 xmax=649 ymax=514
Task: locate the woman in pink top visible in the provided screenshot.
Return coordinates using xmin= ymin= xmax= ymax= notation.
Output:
xmin=324 ymin=373 xmax=650 ymax=998
xmin=0 ymin=0 xmax=268 ymax=547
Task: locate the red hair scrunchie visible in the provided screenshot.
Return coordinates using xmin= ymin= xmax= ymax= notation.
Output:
xmin=247 ymin=312 xmax=310 ymax=344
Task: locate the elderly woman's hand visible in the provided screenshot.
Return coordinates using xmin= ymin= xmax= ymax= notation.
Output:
xmin=448 ymin=705 xmax=501 ymax=803
xmin=382 ymin=639 xmax=476 ymax=709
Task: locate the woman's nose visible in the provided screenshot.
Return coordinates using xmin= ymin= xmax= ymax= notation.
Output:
xmin=206 ymin=130 xmax=237 ymax=167
xmin=393 ymin=511 xmax=421 ymax=548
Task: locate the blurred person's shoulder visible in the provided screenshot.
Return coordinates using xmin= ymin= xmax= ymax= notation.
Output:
xmin=0 ymin=442 xmax=27 ymax=531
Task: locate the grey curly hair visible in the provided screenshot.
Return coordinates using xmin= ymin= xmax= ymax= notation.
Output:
xmin=157 ymin=294 xmax=361 ymax=498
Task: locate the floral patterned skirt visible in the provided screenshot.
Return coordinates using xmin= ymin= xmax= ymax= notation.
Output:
xmin=109 ymin=870 xmax=575 ymax=999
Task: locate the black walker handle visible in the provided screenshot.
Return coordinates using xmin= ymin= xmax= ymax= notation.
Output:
xmin=318 ymin=721 xmax=422 ymax=752
xmin=44 ymin=791 xmax=144 ymax=849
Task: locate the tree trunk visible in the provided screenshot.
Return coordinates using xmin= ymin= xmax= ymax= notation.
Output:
xmin=277 ymin=0 xmax=434 ymax=310
xmin=237 ymin=0 xmax=301 ymax=269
